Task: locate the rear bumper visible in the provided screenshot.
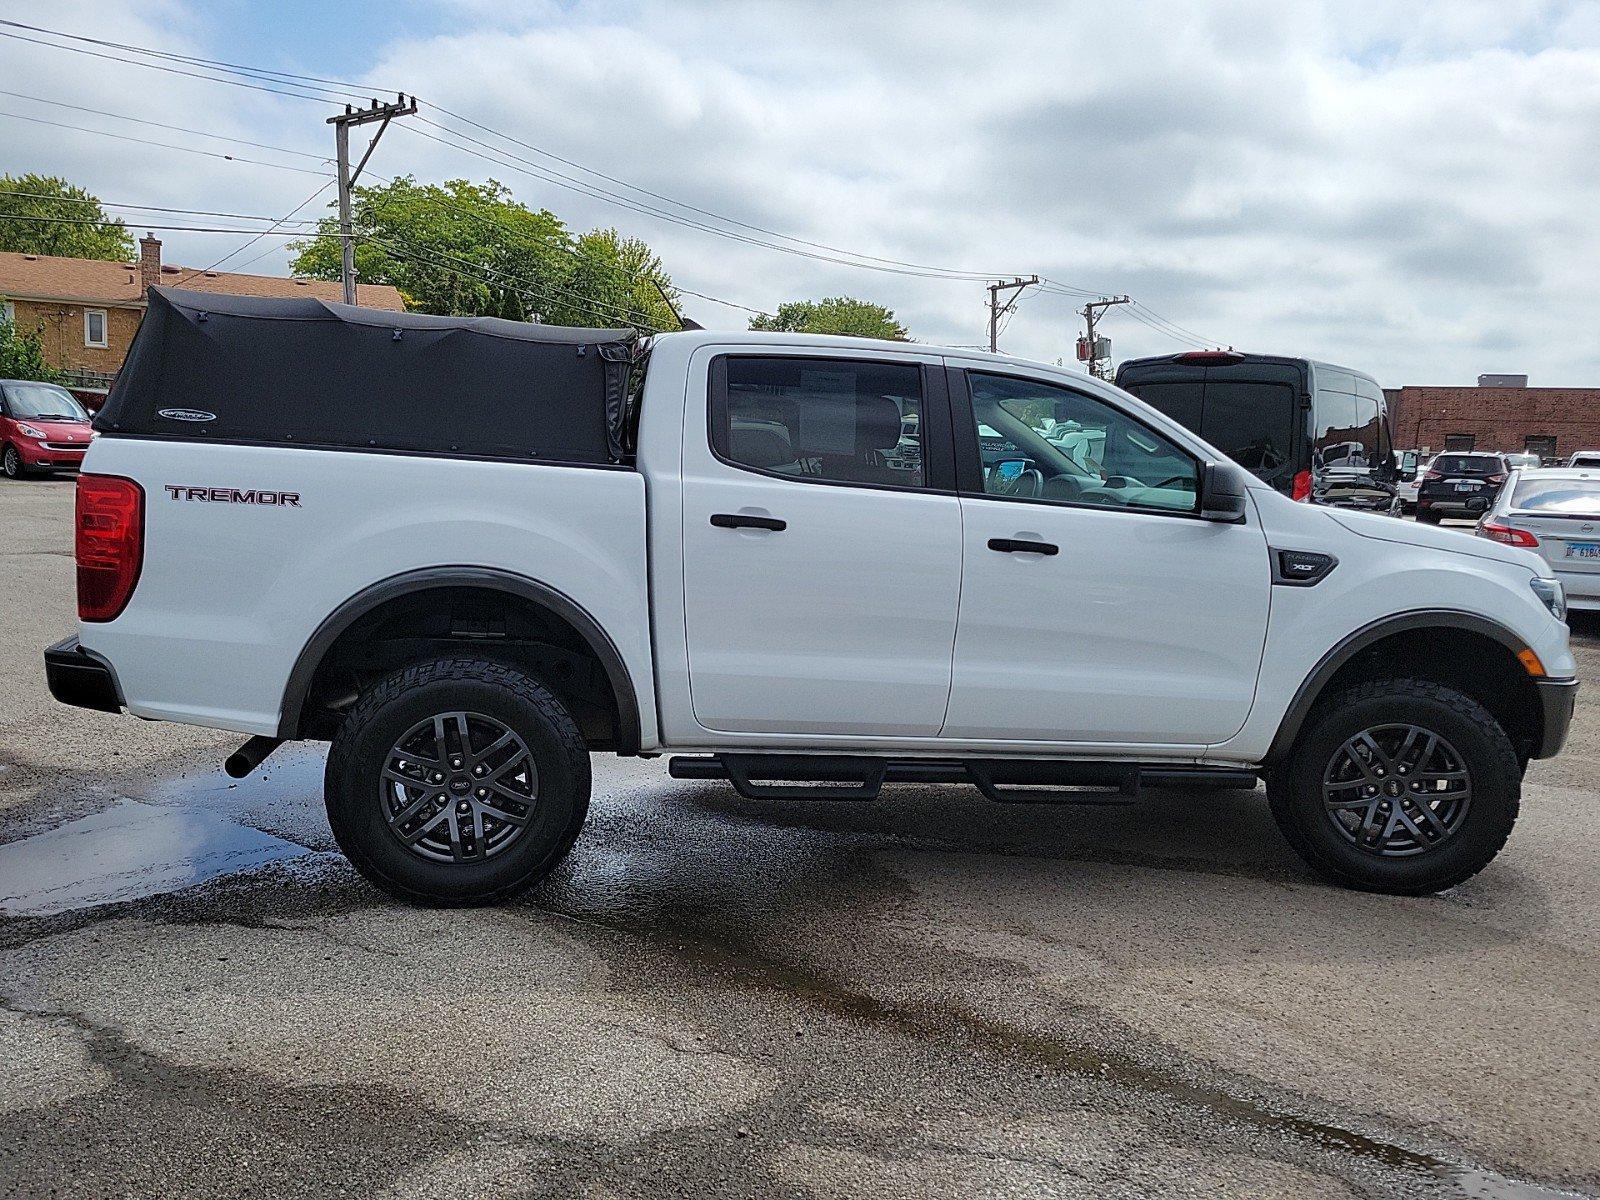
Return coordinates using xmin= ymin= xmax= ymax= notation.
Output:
xmin=1533 ymin=677 xmax=1578 ymax=759
xmin=44 ymin=635 xmax=123 ymax=713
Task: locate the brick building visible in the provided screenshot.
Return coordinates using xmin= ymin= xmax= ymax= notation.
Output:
xmin=0 ymin=235 xmax=404 ymax=406
xmin=1386 ymin=379 xmax=1600 ymax=460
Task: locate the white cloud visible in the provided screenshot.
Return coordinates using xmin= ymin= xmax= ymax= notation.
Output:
xmin=3 ymin=0 xmax=1597 ymax=383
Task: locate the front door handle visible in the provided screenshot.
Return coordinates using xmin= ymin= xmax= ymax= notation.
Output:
xmin=988 ymin=537 xmax=1058 ymax=555
xmin=711 ymin=513 xmax=786 ymax=532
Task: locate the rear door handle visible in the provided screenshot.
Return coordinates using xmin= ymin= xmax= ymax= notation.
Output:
xmin=711 ymin=513 xmax=786 ymax=532
xmin=988 ymin=538 xmax=1058 ymax=555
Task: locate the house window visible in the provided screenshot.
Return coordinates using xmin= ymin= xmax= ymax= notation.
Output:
xmin=1525 ymin=435 xmax=1557 ymax=459
xmin=1443 ymin=433 xmax=1475 ymax=451
xmin=84 ymin=309 xmax=108 ymax=348
xmin=1 ymin=300 xmax=13 ymax=326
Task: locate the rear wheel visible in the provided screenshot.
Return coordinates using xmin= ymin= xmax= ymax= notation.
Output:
xmin=325 ymin=657 xmax=590 ymax=905
xmin=1417 ymin=509 xmax=1441 ymax=524
xmin=1268 ymin=678 xmax=1520 ymax=894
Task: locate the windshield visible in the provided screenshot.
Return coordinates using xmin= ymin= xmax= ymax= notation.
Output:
xmin=1432 ymin=454 xmax=1500 ymax=476
xmin=1511 ymin=477 xmax=1600 ymax=517
xmin=4 ymin=383 xmax=88 ymax=421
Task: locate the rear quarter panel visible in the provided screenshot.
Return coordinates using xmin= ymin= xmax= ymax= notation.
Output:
xmin=76 ymin=438 xmax=655 ymax=742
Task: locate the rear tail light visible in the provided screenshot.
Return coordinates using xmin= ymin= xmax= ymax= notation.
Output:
xmin=76 ymin=474 xmax=144 ymax=621
xmin=1479 ymin=521 xmax=1539 ymax=548
xmin=1487 ymin=474 xmax=1506 ymax=484
xmin=1423 ymin=470 xmax=1443 ymax=481
xmin=1291 ymin=469 xmax=1311 ymax=502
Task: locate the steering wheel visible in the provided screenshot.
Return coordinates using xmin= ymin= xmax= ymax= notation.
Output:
xmin=1003 ymin=468 xmax=1044 ymax=499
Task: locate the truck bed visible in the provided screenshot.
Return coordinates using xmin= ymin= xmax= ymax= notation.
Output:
xmin=79 ymin=437 xmax=655 ymax=740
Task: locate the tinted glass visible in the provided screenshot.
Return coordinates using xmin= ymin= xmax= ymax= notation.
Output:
xmin=1314 ymin=391 xmax=1380 ymax=469
xmin=1121 ymin=380 xmax=1203 ymax=432
xmin=3 ymin=384 xmax=88 ymax=421
xmin=1199 ymin=381 xmax=1296 ymax=491
xmin=716 ymin=357 xmax=925 ymax=488
xmin=1511 ymin=478 xmax=1600 ymax=516
xmin=1433 ymin=454 xmax=1501 ymax=475
xmin=967 ymin=373 xmax=1197 ymax=513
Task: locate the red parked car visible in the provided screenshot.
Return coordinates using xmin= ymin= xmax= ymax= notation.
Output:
xmin=1 ymin=380 xmax=94 ymax=478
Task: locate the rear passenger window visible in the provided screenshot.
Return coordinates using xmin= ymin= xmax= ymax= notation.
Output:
xmin=713 ymin=356 xmax=925 ymax=488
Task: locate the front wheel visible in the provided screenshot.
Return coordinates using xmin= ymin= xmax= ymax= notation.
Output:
xmin=2 ymin=445 xmax=26 ymax=479
xmin=1268 ymin=678 xmax=1520 ymax=894
xmin=325 ymin=657 xmax=591 ymax=905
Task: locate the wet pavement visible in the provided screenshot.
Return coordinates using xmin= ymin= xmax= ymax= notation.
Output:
xmin=2 ymin=478 xmax=1599 ymax=1198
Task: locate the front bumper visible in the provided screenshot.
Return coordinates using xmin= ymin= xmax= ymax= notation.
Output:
xmin=1533 ymin=677 xmax=1578 ymax=759
xmin=44 ymin=635 xmax=123 ymax=713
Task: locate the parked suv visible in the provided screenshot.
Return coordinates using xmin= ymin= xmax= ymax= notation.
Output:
xmin=45 ymin=289 xmax=1577 ymax=904
xmin=1114 ymin=351 xmax=1398 ymax=512
xmin=1 ymin=379 xmax=93 ymax=478
xmin=1417 ymin=452 xmax=1509 ymax=523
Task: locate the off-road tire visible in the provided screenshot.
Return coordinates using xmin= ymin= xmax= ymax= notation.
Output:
xmin=1268 ymin=678 xmax=1520 ymax=895
xmin=325 ymin=657 xmax=590 ymax=905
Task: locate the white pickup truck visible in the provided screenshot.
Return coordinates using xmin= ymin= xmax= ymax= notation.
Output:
xmin=46 ymin=288 xmax=1577 ymax=903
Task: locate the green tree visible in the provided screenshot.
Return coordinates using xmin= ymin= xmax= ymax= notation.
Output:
xmin=0 ymin=314 xmax=62 ymax=383
xmin=0 ymin=174 xmax=133 ymax=261
xmin=748 ymin=296 xmax=910 ymax=340
xmin=289 ymin=177 xmax=679 ymax=331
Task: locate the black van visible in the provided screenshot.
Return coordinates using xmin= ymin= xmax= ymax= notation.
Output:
xmin=1114 ymin=351 xmax=1399 ymax=512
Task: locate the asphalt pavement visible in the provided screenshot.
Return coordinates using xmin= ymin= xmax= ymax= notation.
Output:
xmin=2 ymin=475 xmax=1597 ymax=1199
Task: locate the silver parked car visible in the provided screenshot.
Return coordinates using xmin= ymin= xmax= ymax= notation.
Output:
xmin=1477 ymin=467 xmax=1600 ymax=614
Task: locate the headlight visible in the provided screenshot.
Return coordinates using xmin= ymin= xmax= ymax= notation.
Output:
xmin=1531 ymin=577 xmax=1567 ymax=622
xmin=16 ymin=423 xmax=45 ymax=439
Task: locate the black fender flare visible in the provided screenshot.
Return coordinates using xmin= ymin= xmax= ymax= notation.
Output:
xmin=277 ymin=566 xmax=642 ymax=753
xmin=1263 ymin=608 xmax=1539 ymax=764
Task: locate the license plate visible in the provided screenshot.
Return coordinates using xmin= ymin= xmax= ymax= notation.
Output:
xmin=1565 ymin=541 xmax=1600 ymax=559
xmin=1455 ymin=482 xmax=1478 ymax=492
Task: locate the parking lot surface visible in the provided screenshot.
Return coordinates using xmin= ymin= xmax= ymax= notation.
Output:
xmin=2 ymin=477 xmax=1597 ymax=1199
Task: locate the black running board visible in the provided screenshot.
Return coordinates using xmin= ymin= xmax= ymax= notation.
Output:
xmin=667 ymin=755 xmax=1256 ymax=805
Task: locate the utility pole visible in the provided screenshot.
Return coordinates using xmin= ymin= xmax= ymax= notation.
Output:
xmin=1078 ymin=295 xmax=1131 ymax=379
xmin=986 ymin=276 xmax=1040 ymax=352
xmin=329 ymin=94 xmax=418 ymax=305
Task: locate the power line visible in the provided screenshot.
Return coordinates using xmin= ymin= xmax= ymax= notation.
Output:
xmin=0 ymin=19 xmax=378 ymax=99
xmin=0 ymin=88 xmax=330 ymax=161
xmin=0 ymin=108 xmax=330 ymax=175
xmin=425 ymin=103 xmax=1026 ymax=282
xmin=0 ymin=26 xmax=338 ymax=104
xmin=0 ymin=187 xmax=321 ymax=225
xmin=168 ymin=180 xmax=335 ymax=286
xmin=401 ymin=121 xmax=1005 ymax=282
xmin=0 ymin=212 xmax=335 ymax=237
xmin=2 ymin=18 xmax=1224 ymax=342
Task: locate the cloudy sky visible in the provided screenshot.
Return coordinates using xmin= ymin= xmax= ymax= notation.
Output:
xmin=3 ymin=0 xmax=1598 ymax=384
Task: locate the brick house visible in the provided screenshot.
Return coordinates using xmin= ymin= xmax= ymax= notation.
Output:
xmin=1386 ymin=381 xmax=1600 ymax=460
xmin=0 ymin=235 xmax=404 ymax=407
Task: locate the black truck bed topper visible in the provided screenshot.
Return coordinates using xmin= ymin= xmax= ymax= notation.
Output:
xmin=95 ymin=286 xmax=639 ymax=465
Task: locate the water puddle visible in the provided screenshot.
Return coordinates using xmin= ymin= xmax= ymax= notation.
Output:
xmin=0 ymin=798 xmax=312 ymax=917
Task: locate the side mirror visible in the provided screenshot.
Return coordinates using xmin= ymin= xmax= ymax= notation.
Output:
xmin=1199 ymin=461 xmax=1249 ymax=523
